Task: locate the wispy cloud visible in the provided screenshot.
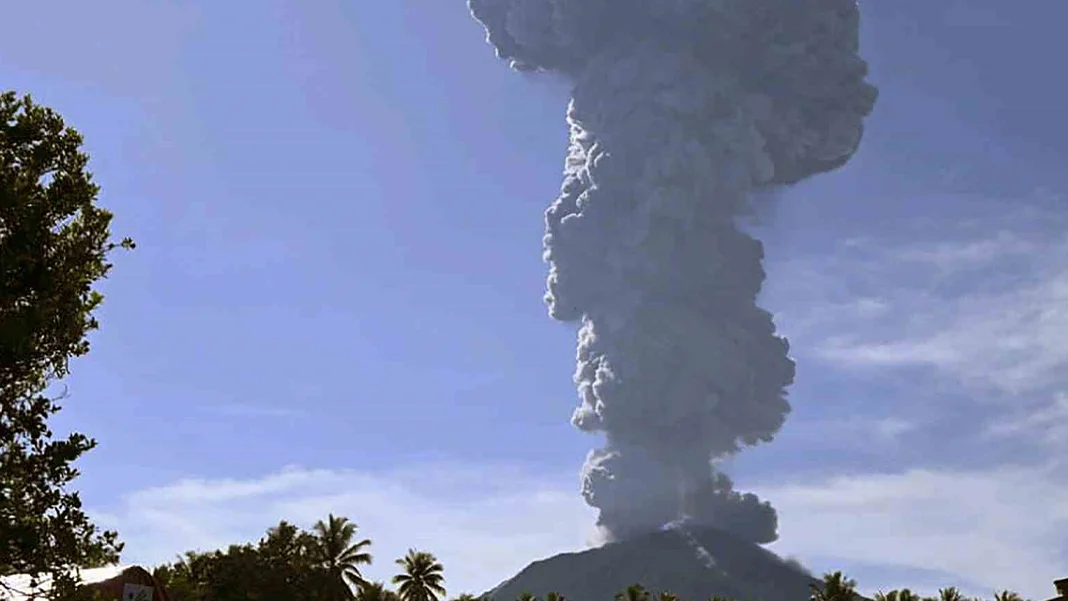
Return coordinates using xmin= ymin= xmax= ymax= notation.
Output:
xmin=92 ymin=463 xmax=596 ymax=597
xmin=755 ymin=462 xmax=1068 ymax=600
xmin=785 ymin=416 xmax=918 ymax=450
xmin=89 ymin=200 xmax=1068 ymax=601
xmin=984 ymin=392 xmax=1068 ymax=451
xmin=91 ymin=456 xmax=1068 ymax=601
xmin=774 ymin=205 xmax=1068 ymax=397
xmin=748 ymin=198 xmax=1068 ymax=598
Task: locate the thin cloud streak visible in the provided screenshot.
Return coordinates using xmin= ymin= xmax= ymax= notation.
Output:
xmin=92 ymin=457 xmax=1066 ymax=601
xmin=756 ymin=462 xmax=1068 ymax=600
xmin=772 ymin=205 xmax=1068 ymax=397
xmin=92 ymin=463 xmax=596 ymax=596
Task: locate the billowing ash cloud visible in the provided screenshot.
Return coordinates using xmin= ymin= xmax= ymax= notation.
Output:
xmin=469 ymin=0 xmax=877 ymax=543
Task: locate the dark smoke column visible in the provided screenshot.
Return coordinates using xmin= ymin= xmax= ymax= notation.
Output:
xmin=469 ymin=0 xmax=877 ymax=543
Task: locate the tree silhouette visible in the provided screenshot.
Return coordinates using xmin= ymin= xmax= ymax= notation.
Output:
xmin=393 ymin=549 xmax=447 ymax=601
xmin=312 ymin=514 xmax=373 ymax=601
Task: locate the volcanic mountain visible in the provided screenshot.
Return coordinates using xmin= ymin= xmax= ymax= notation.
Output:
xmin=482 ymin=523 xmax=822 ymax=601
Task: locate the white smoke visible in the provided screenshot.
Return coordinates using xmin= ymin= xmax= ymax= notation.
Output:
xmin=469 ymin=0 xmax=877 ymax=543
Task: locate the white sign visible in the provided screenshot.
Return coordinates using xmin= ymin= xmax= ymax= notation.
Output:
xmin=122 ymin=584 xmax=153 ymax=601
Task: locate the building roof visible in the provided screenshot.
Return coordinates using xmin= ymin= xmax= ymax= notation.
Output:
xmin=0 ymin=566 xmax=172 ymax=601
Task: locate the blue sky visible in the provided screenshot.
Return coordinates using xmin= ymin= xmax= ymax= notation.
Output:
xmin=3 ymin=1 xmax=1067 ymax=599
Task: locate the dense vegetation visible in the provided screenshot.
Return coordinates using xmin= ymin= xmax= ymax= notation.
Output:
xmin=0 ymin=91 xmax=132 ymax=599
xmin=149 ymin=516 xmax=1035 ymax=601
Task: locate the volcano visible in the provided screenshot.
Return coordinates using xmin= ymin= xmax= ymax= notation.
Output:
xmin=482 ymin=523 xmax=825 ymax=601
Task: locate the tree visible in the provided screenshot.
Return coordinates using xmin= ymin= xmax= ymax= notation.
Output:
xmin=358 ymin=581 xmax=401 ymax=601
xmin=656 ymin=593 xmax=678 ymax=601
xmin=939 ymin=588 xmax=965 ymax=601
xmin=1 ymin=91 xmax=132 ymax=598
xmin=545 ymin=593 xmax=567 ymax=601
xmin=811 ymin=572 xmax=860 ymax=601
xmin=876 ymin=590 xmax=923 ymax=601
xmin=994 ymin=592 xmax=1024 ymax=601
xmin=615 ymin=584 xmax=650 ymax=601
xmin=450 ymin=594 xmax=482 ymax=601
xmin=392 ymin=549 xmax=446 ymax=601
xmin=258 ymin=520 xmax=319 ymax=601
xmin=312 ymin=514 xmax=374 ymax=601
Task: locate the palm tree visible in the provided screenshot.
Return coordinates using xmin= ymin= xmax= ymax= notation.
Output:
xmin=450 ymin=594 xmax=482 ymax=601
xmin=393 ymin=549 xmax=447 ymax=601
xmin=358 ymin=581 xmax=402 ymax=601
xmin=876 ymin=589 xmax=928 ymax=601
xmin=811 ymin=572 xmax=859 ymax=601
xmin=312 ymin=514 xmax=374 ymax=601
xmin=939 ymin=588 xmax=965 ymax=601
xmin=657 ymin=593 xmax=679 ymax=601
xmin=545 ymin=592 xmax=567 ymax=601
xmin=515 ymin=594 xmax=537 ymax=601
xmin=616 ymin=584 xmax=650 ymax=601
xmin=994 ymin=592 xmax=1024 ymax=601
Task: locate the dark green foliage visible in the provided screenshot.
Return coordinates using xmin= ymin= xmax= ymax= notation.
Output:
xmin=616 ymin=585 xmax=651 ymax=601
xmin=150 ymin=520 xmax=1038 ymax=601
xmin=152 ymin=516 xmax=376 ymax=601
xmin=393 ymin=549 xmax=446 ymax=601
xmin=361 ymin=581 xmax=402 ymax=601
xmin=0 ymin=90 xmax=132 ymax=598
xmin=313 ymin=514 xmax=374 ymax=601
xmin=810 ymin=572 xmax=859 ymax=601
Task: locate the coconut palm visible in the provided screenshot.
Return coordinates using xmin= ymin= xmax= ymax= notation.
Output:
xmin=545 ymin=592 xmax=567 ymax=601
xmin=358 ymin=581 xmax=402 ymax=601
xmin=876 ymin=589 xmax=926 ymax=601
xmin=515 ymin=594 xmax=537 ymax=601
xmin=994 ymin=592 xmax=1024 ymax=601
xmin=616 ymin=584 xmax=650 ymax=601
xmin=312 ymin=514 xmax=374 ymax=600
xmin=811 ymin=572 xmax=859 ymax=601
xmin=450 ymin=594 xmax=482 ymax=601
xmin=939 ymin=588 xmax=965 ymax=601
xmin=393 ymin=549 xmax=447 ymax=601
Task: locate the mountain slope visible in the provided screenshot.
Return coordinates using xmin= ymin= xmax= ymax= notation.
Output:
xmin=483 ymin=524 xmax=820 ymax=601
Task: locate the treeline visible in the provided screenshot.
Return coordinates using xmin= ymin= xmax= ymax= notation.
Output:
xmin=151 ymin=514 xmax=443 ymax=601
xmin=149 ymin=514 xmax=1034 ymax=601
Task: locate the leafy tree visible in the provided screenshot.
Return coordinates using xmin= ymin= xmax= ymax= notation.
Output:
xmin=358 ymin=581 xmax=402 ymax=601
xmin=811 ymin=572 xmax=859 ymax=601
xmin=258 ymin=520 xmax=319 ymax=601
xmin=152 ymin=554 xmax=206 ymax=601
xmin=312 ymin=513 xmax=374 ymax=601
xmin=876 ymin=589 xmax=923 ymax=601
xmin=393 ymin=549 xmax=446 ymax=601
xmin=0 ymin=91 xmax=132 ymax=598
xmin=451 ymin=594 xmax=482 ymax=601
xmin=616 ymin=584 xmax=651 ymax=601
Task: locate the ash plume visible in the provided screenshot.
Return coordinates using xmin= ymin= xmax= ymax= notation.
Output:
xmin=469 ymin=0 xmax=877 ymax=543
